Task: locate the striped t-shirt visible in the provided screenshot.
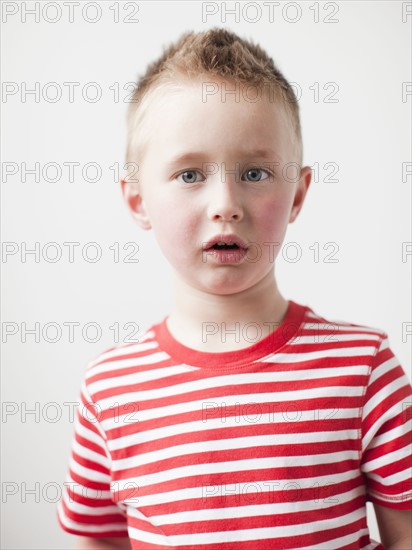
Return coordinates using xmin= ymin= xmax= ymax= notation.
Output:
xmin=57 ymin=300 xmax=412 ymax=549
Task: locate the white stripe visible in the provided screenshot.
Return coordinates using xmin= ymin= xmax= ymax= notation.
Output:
xmin=303 ymin=317 xmax=382 ymax=334
xmin=108 ymin=409 xmax=360 ymax=451
xmin=69 ymin=456 xmax=111 ymax=484
xmin=367 ymin=467 xmax=412 ymax=487
xmin=367 ymin=488 xmax=412 ymax=504
xmin=367 ymin=419 xmax=412 ymax=449
xmin=73 ymin=414 xmax=108 ymax=455
xmin=72 ymin=438 xmax=109 ymax=469
xmin=100 ymin=386 xmax=364 ymax=429
xmin=378 ymin=337 xmax=390 ymax=352
xmin=263 ymin=346 xmax=379 ymax=363
xmin=88 ymin=364 xmax=370 ymax=395
xmin=362 ymin=447 xmax=412 ymax=482
xmin=116 ymin=451 xmax=360 ymax=488
xmin=289 ymin=333 xmax=381 ymax=343
xmin=88 ymin=363 xmax=195 ymax=394
xmin=362 ymin=378 xmax=410 ymax=448
xmin=119 ymin=469 xmax=359 ymax=508
xmin=58 ymin=500 xmax=128 ymax=534
xmin=87 ymin=351 xmax=171 ymax=379
xmin=369 ymin=355 xmax=399 ymax=385
xmin=300 ymin=529 xmax=369 ymax=550
xmin=60 ymin=486 xmax=122 ymax=516
xmin=63 ymin=472 xmax=112 ymax=500
xmin=88 ymin=334 xmax=157 ymax=368
xmin=363 ymin=372 xmax=408 ymax=421
xmin=113 ymin=430 xmax=359 ymax=472
xmin=148 ymin=485 xmax=365 ymax=524
xmin=128 ymin=506 xmax=366 ymax=546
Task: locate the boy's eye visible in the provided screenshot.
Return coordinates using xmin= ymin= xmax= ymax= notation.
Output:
xmin=242 ymin=168 xmax=271 ymax=182
xmin=176 ymin=170 xmax=204 ymax=184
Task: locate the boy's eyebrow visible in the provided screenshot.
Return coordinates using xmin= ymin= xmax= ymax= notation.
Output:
xmin=165 ymin=149 xmax=282 ymax=167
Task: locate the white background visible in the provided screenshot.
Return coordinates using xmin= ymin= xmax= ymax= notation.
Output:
xmin=1 ymin=1 xmax=411 ymax=548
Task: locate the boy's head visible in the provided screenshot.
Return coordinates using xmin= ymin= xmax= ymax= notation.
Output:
xmin=121 ymin=28 xmax=311 ymax=296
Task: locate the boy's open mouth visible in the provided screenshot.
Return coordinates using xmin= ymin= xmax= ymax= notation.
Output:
xmin=203 ymin=235 xmax=248 ymax=251
xmin=211 ymin=242 xmax=240 ymax=250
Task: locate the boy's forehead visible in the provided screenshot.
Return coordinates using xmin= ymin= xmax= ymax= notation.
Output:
xmin=142 ymin=82 xmax=294 ymax=163
xmin=147 ymin=76 xmax=289 ymax=126
xmin=156 ymin=76 xmax=278 ymax=109
xmin=163 ymin=147 xmax=284 ymax=167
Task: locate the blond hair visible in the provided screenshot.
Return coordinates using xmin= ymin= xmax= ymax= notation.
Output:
xmin=125 ymin=28 xmax=302 ymax=171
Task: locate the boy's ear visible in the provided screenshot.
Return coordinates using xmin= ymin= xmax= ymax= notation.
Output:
xmin=289 ymin=166 xmax=312 ymax=223
xmin=120 ymin=178 xmax=152 ymax=230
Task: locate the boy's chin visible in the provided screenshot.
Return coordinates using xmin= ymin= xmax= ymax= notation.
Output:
xmin=179 ymin=271 xmax=270 ymax=296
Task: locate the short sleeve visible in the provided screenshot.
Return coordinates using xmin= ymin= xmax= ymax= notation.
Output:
xmin=360 ymin=332 xmax=412 ymax=510
xmin=56 ymin=379 xmax=129 ymax=537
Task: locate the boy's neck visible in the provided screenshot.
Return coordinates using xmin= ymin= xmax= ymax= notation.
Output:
xmin=166 ymin=270 xmax=289 ymax=352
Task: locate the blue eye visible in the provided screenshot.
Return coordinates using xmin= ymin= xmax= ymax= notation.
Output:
xmin=176 ymin=170 xmax=204 ymax=184
xmin=242 ymin=168 xmax=271 ymax=182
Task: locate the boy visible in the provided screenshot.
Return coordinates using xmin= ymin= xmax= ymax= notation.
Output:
xmin=57 ymin=28 xmax=412 ymax=549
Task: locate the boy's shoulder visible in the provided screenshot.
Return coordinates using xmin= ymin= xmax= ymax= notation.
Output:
xmin=301 ymin=302 xmax=389 ymax=357
xmin=303 ymin=301 xmax=388 ymax=339
xmin=84 ymin=319 xmax=163 ymax=375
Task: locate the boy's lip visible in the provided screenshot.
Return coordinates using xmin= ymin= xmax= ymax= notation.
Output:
xmin=203 ymin=234 xmax=248 ymax=250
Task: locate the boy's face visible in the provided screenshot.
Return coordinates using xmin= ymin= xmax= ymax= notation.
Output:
xmin=122 ymin=78 xmax=311 ymax=296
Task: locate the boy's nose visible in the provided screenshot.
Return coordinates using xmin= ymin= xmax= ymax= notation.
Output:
xmin=206 ymin=179 xmax=244 ymax=222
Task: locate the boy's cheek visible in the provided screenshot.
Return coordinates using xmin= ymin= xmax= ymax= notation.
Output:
xmin=254 ymin=200 xmax=291 ymax=235
xmin=149 ymin=213 xmax=199 ymax=255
